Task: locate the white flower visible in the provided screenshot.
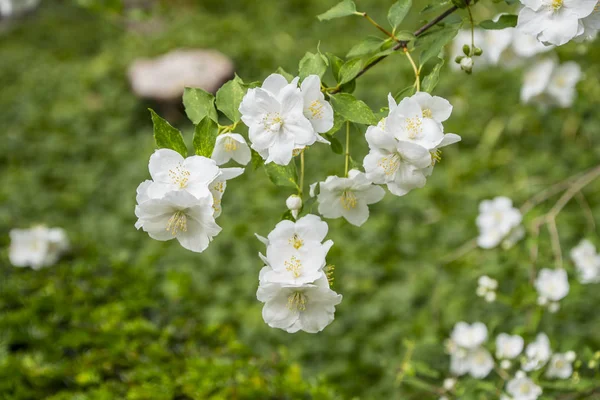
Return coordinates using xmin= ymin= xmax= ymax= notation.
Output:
xmin=211 ymin=133 xmax=251 ymax=166
xmin=264 ymin=214 xmax=329 ymax=253
xmin=522 ymin=333 xmax=552 ymax=371
xmin=257 ymin=273 xmax=342 ymax=333
xmin=476 ymin=197 xmax=523 ymax=249
xmin=534 ymin=268 xmax=570 ymax=304
xmin=443 ymin=377 xmax=456 ymax=391
xmin=506 ymin=375 xmax=542 ymax=400
xmin=9 ymin=226 xmax=69 ymax=269
xmin=482 ymin=27 xmax=514 ymax=65
xmin=239 ymin=73 xmax=316 ymax=165
xmin=570 ymin=239 xmax=600 ymax=283
xmin=300 ymin=75 xmax=334 ymax=134
xmin=477 ymin=275 xmax=498 ymax=302
xmin=460 ymin=57 xmax=474 ymax=73
xmin=501 ymin=360 xmax=513 ymax=369
xmin=546 ymin=61 xmax=582 ymax=108
xmin=521 ymin=58 xmax=583 ymax=108
xmin=135 ymin=190 xmax=221 ymax=253
xmin=387 ymin=95 xmax=447 ymax=150
xmin=286 ymin=194 xmax=303 ymax=219
xmin=451 ymin=322 xmax=488 ymax=350
xmin=576 ymin=5 xmax=600 ymax=40
xmin=512 ymin=31 xmax=554 ymax=58
xmin=521 ymin=58 xmax=556 ymax=104
xmin=546 ymin=353 xmax=574 ymax=379
xmin=317 ymin=169 xmax=385 ymax=226
xmin=146 ymin=148 xmax=220 ymax=200
xmin=517 ymin=0 xmax=597 ymax=46
xmin=209 ymin=167 xmax=244 ymax=218
xmin=496 ymin=333 xmax=525 ymax=359
xmin=468 ymin=347 xmax=495 ymax=378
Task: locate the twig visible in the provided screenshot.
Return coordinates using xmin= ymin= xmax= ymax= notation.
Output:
xmin=344 ymin=121 xmax=350 ymax=177
xmin=329 ymin=3 xmax=464 ymax=94
xmin=547 ymin=217 xmax=563 ymax=269
xmin=575 ymin=191 xmax=596 ymax=232
xmin=441 ymin=238 xmax=477 ymax=264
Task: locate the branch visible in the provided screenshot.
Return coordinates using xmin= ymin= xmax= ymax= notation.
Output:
xmin=329 ymin=4 xmax=462 ymax=94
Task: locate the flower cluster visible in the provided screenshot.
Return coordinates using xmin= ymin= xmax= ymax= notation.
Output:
xmin=255 ymin=214 xmax=342 ymax=333
xmin=476 ymin=275 xmax=498 ymax=302
xmin=134 ymin=149 xmax=244 ymax=252
xmin=476 ymin=196 xmax=524 ymax=249
xmin=517 ymin=0 xmax=599 ymax=46
xmin=521 ymin=58 xmax=582 ymax=108
xmin=445 ymin=324 xmax=577 ymax=400
xmin=534 ymin=268 xmax=570 ymax=312
xmin=239 ymin=73 xmax=332 ymax=165
xmin=9 ymin=225 xmax=69 ymax=269
xmin=363 ymin=93 xmax=460 ymax=197
xmin=570 ymin=239 xmax=600 ymax=283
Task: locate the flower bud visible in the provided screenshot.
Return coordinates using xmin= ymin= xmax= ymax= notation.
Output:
xmin=443 ymin=378 xmax=456 ymax=391
xmin=286 ymin=195 xmax=302 ymax=219
xmin=460 ymin=57 xmax=473 ymax=74
xmin=473 ymin=47 xmax=483 ymax=56
xmin=455 ymin=55 xmax=464 ymax=64
xmin=500 ymin=360 xmax=511 ymax=369
xmin=462 ymin=44 xmax=471 ymax=56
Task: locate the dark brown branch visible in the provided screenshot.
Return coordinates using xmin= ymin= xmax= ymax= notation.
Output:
xmin=330 ymin=3 xmax=463 ymax=94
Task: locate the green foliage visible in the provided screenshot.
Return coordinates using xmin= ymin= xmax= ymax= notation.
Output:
xmin=149 ymin=109 xmax=188 ymax=157
xmin=317 ymin=0 xmax=357 ymax=21
xmin=416 ymin=24 xmax=462 ymax=66
xmin=421 ymin=58 xmax=444 ymax=93
xmin=480 ymin=14 xmax=518 ymax=30
xmin=193 ymin=117 xmax=218 ymax=157
xmin=215 ymin=75 xmax=247 ymax=123
xmin=299 ymin=50 xmax=328 ymax=80
xmin=388 ymin=0 xmax=413 ymax=30
xmin=346 ymin=36 xmax=386 ymax=59
xmin=183 ymin=88 xmax=218 ymax=124
xmin=338 ymin=58 xmax=364 ymax=85
xmin=264 ymin=162 xmax=299 ymax=189
xmin=330 ymin=93 xmax=378 ymax=125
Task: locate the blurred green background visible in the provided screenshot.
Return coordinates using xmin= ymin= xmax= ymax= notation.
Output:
xmin=1 ymin=0 xmax=599 ymax=399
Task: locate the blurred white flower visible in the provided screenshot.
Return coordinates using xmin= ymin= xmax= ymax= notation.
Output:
xmin=146 ymin=148 xmax=220 ymax=200
xmin=443 ymin=377 xmax=456 ymax=391
xmin=476 ymin=197 xmax=523 ymax=249
xmin=576 ymin=5 xmax=600 ymax=40
xmin=9 ymin=226 xmax=69 ymax=269
xmin=468 ymin=347 xmax=495 ymax=378
xmin=522 ymin=333 xmax=552 ymax=371
xmin=477 ymin=275 xmax=498 ymax=302
xmin=516 ymin=0 xmax=597 ymax=46
xmin=317 ymin=169 xmax=385 ymax=226
xmin=211 ymin=133 xmax=251 ymax=166
xmin=506 ymin=374 xmax=542 ymax=400
xmin=511 ymin=30 xmax=554 ymax=58
xmin=570 ymin=239 xmax=600 ymax=283
xmin=501 ymin=359 xmax=513 ymax=369
xmin=451 ymin=322 xmax=488 ymax=349
xmin=521 ymin=58 xmax=581 ymax=108
xmin=209 ymin=167 xmax=244 ymax=218
xmin=135 ymin=190 xmax=221 ymax=253
xmin=239 ymin=73 xmax=316 ymax=165
xmin=496 ymin=333 xmax=525 ymax=359
xmin=534 ymin=268 xmax=569 ymax=309
xmin=546 ymin=352 xmax=574 ymax=379
xmin=300 ymin=75 xmax=334 ymax=134
xmin=257 ymin=271 xmax=342 ymax=333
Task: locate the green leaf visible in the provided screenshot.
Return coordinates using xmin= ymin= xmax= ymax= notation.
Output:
xmin=299 ymin=51 xmax=328 ymax=80
xmin=323 ymin=112 xmax=346 ymax=136
xmin=149 ymin=109 xmax=187 ymax=157
xmin=338 ymin=58 xmax=364 ymax=85
xmin=346 ymin=36 xmax=385 ymax=59
xmin=317 ymin=0 xmax=357 ymax=21
xmin=327 ymin=52 xmax=344 ymax=81
xmin=330 ymin=93 xmax=378 ymax=125
xmin=328 ymin=135 xmax=343 ymax=154
xmin=479 ymin=14 xmax=518 ymax=30
xmin=192 ymin=116 xmax=218 ymax=157
xmin=216 ymin=75 xmax=247 ymax=123
xmin=394 ymin=85 xmax=416 ymax=102
xmin=264 ymin=162 xmax=298 ymax=189
xmin=250 ymin=149 xmax=265 ymax=170
xmin=183 ymin=87 xmax=218 ymax=124
xmin=395 ymin=30 xmax=416 ymax=41
xmin=421 ymin=58 xmax=444 ymax=93
xmin=416 ymin=24 xmax=461 ymax=66
xmin=275 ymin=67 xmax=294 ymax=82
xmin=388 ymin=0 xmax=412 ymax=30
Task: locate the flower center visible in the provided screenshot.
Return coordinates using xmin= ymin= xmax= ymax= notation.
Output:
xmin=166 ymin=211 xmax=187 ymax=236
xmin=432 ymin=149 xmax=442 ymax=165
xmin=168 ymin=164 xmax=191 ymax=188
xmin=340 ymin=190 xmax=357 ymax=210
xmin=285 ymin=255 xmax=303 ymax=278
xmin=422 ymin=108 xmax=432 ymax=119
xmin=308 ymin=100 xmax=324 ymax=119
xmin=211 ymin=181 xmax=225 ymax=194
xmin=263 ymin=112 xmax=283 ymax=133
xmin=224 ymin=136 xmax=238 ymax=152
xmin=551 ymin=0 xmax=562 ymax=9
xmin=288 ymin=233 xmax=304 ymax=250
xmin=519 ymin=383 xmax=532 ymax=394
xmin=377 ymin=153 xmax=401 ymax=176
xmin=287 ymin=291 xmax=307 ymax=311
xmin=555 ymin=359 xmax=565 ymax=368
xmin=405 ymin=116 xmax=423 ymax=139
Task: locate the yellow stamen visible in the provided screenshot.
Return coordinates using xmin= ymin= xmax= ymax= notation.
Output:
xmin=287 ymin=291 xmax=307 ymax=311
xmin=405 ymin=116 xmax=423 ymax=139
xmin=308 ymin=100 xmax=324 ymax=119
xmin=288 ymin=233 xmax=304 ymax=250
xmin=551 ymin=0 xmax=562 ymax=9
xmin=340 ymin=190 xmax=357 ymax=210
xmin=168 ymin=164 xmax=191 ymax=188
xmin=377 ymin=153 xmax=401 ymax=176
xmin=284 ymin=255 xmax=302 ymax=278
xmin=422 ymin=108 xmax=432 ymax=119
xmin=166 ymin=211 xmax=187 ymax=236
xmin=224 ymin=136 xmax=238 ymax=152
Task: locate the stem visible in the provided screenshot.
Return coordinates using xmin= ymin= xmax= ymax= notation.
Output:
xmin=330 ymin=2 xmax=467 ymax=94
xmin=299 ymin=150 xmax=305 ymax=196
xmin=356 ymin=11 xmax=397 ymax=41
xmin=547 ymin=217 xmax=563 ymax=269
xmin=344 ymin=121 xmax=350 ymax=177
xmin=404 ymin=49 xmax=420 ymax=92
xmin=466 ymin=4 xmax=475 ymax=54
